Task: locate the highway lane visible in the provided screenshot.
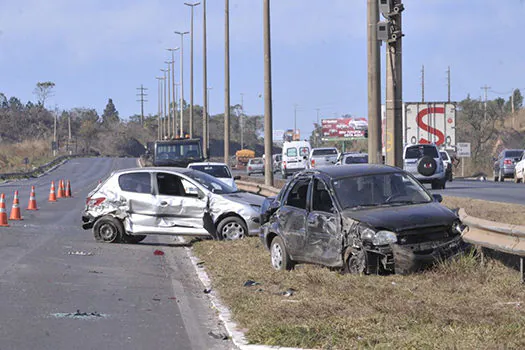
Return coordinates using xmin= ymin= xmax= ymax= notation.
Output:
xmin=0 ymin=157 xmax=233 ymax=350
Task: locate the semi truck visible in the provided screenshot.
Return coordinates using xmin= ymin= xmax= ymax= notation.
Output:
xmin=143 ymin=138 xmax=205 ymax=167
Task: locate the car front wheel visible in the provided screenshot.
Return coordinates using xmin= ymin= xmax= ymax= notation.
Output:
xmin=93 ymin=216 xmax=123 ymax=243
xmin=270 ymin=236 xmax=294 ymax=271
xmin=217 ymin=217 xmax=247 ymax=240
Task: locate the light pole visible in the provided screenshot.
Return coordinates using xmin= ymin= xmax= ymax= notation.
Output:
xmin=175 ymin=31 xmax=189 ymax=137
xmin=53 ymin=108 xmax=58 ymax=157
xmin=167 ymin=48 xmax=180 ymax=137
xmin=161 ymin=68 xmax=169 ymax=139
xmin=164 ymin=62 xmax=173 ymax=138
xmin=207 ymin=87 xmax=212 ymax=153
xmin=263 ymin=0 xmax=274 ymax=186
xmin=156 ymin=77 xmax=164 ymax=140
xmin=240 ymin=93 xmax=244 ymax=149
xmin=175 ymin=82 xmax=180 ymax=136
xmin=224 ymin=0 xmax=230 ymax=165
xmin=202 ymin=0 xmax=208 ymax=158
xmin=185 ymin=2 xmax=201 ymax=139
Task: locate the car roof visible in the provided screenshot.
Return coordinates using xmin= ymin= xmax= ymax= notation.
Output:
xmin=188 ymin=162 xmax=229 ymax=167
xmin=298 ymin=164 xmax=401 ymax=180
xmin=404 ymin=143 xmax=438 ymax=150
xmin=344 ymin=152 xmax=367 ymax=157
xmin=110 ymin=167 xmax=192 ymax=176
xmin=312 ymin=147 xmax=338 ymax=150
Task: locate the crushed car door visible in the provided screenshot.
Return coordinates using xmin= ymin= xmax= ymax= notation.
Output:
xmin=118 ymin=172 xmax=157 ymax=231
xmin=152 ymin=172 xmax=209 ymax=235
xmin=305 ymin=178 xmax=342 ymax=267
xmin=278 ymin=177 xmax=311 ymax=260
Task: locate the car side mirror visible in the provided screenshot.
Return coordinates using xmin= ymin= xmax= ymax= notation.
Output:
xmin=233 ymin=175 xmax=241 ymax=180
xmin=432 ymin=194 xmax=443 ymax=203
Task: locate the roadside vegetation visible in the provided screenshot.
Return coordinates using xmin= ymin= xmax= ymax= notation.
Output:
xmin=193 ymin=237 xmax=524 ymax=349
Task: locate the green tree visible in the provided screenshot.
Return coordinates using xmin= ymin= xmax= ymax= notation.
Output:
xmin=33 ymin=81 xmax=55 ymax=106
xmin=505 ymin=89 xmax=523 ymax=112
xmin=102 ymin=98 xmax=119 ymax=125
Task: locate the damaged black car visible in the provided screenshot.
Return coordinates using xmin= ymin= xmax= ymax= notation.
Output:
xmin=260 ymin=165 xmax=467 ymax=274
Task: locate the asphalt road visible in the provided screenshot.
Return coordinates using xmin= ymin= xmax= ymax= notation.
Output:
xmin=0 ymin=157 xmax=233 ymax=350
xmin=238 ymin=170 xmax=525 ymax=205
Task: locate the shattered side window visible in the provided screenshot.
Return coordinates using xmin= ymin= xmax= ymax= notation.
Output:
xmin=119 ymin=173 xmax=151 ymax=194
xmin=312 ymin=179 xmax=335 ymax=213
xmin=285 ymin=180 xmax=310 ymax=209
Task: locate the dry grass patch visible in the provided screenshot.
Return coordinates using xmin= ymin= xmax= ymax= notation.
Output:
xmin=193 ymin=238 xmax=525 ymax=349
xmin=0 ymin=140 xmax=54 ymax=172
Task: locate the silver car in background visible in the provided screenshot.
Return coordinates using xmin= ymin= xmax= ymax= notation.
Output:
xmin=82 ymin=167 xmax=265 ymax=243
xmin=247 ymin=157 xmax=264 ymax=176
xmin=309 ymin=147 xmax=339 ymax=168
xmin=336 ymin=152 xmax=368 ymax=165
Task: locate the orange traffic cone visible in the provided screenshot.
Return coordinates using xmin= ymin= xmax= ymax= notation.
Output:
xmin=27 ymin=186 xmax=38 ymax=210
xmin=0 ymin=193 xmax=9 ymax=226
xmin=9 ymin=190 xmax=22 ymax=221
xmin=48 ymin=181 xmax=57 ymax=202
xmin=65 ymin=180 xmax=72 ymax=198
xmin=57 ymin=180 xmax=64 ymax=198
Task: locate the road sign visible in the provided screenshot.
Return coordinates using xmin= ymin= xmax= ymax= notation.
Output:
xmin=457 ymin=142 xmax=471 ymax=157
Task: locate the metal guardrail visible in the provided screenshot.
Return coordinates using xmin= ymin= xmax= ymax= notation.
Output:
xmin=459 ymin=208 xmax=525 ymax=283
xmin=235 ymin=180 xmax=280 ymax=198
xmin=0 ymin=154 xmax=88 ymax=181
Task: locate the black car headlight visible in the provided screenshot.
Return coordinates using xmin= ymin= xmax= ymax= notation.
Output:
xmin=452 ymin=220 xmax=466 ymax=235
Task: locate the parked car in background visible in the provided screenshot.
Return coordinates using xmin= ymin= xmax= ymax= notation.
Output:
xmin=247 ymin=157 xmax=264 ymax=176
xmin=187 ymin=162 xmax=240 ymax=189
xmin=273 ymin=154 xmax=282 ymax=173
xmin=259 ymin=165 xmax=465 ymax=274
xmin=336 ymin=152 xmax=368 ymax=165
xmin=493 ymin=149 xmax=523 ymax=182
xmin=309 ymin=147 xmax=339 ymax=168
xmin=82 ymin=167 xmax=265 ymax=242
xmin=403 ymin=144 xmax=447 ymax=189
xmin=514 ymin=152 xmax=525 ymax=183
xmin=281 ymin=140 xmax=311 ymax=179
xmin=439 ymin=151 xmax=453 ymax=182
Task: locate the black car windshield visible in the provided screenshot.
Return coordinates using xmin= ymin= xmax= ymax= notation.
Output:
xmin=345 ymin=155 xmax=368 ymax=164
xmin=405 ymin=145 xmax=439 ymax=159
xmin=505 ymin=151 xmax=522 ymax=158
xmin=156 ymin=142 xmax=202 ymax=160
xmin=189 ymin=165 xmax=231 ymax=178
xmin=312 ymin=149 xmax=338 ymax=156
xmin=332 ymin=172 xmax=432 ymax=210
xmin=185 ymin=170 xmax=237 ymax=194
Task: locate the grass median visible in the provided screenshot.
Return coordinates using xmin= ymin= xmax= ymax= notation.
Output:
xmin=193 ymin=193 xmax=525 ymax=349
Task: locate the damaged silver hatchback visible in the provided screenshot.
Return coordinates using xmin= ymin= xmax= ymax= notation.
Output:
xmin=260 ymin=165 xmax=467 ymax=274
xmin=82 ymin=167 xmax=265 ymax=243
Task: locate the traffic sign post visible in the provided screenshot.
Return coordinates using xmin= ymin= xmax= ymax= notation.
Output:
xmin=456 ymin=142 xmax=471 ymax=177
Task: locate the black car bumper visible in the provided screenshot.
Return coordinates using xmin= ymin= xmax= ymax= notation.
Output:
xmin=82 ymin=213 xmax=96 ymax=230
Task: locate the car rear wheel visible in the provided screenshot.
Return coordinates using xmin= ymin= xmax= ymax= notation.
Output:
xmin=217 ymin=217 xmax=247 ymax=240
xmin=93 ymin=216 xmax=123 ymax=243
xmin=270 ymin=236 xmax=294 ymax=271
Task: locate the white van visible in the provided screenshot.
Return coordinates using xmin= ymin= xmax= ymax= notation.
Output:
xmin=281 ymin=141 xmax=311 ymax=179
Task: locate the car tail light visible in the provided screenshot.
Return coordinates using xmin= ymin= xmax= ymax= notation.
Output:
xmin=86 ymin=197 xmax=106 ymax=206
xmin=504 ymin=159 xmax=512 ymax=165
xmin=248 ymin=166 xmax=252 ymax=171
xmin=311 ymin=159 xmax=315 ymax=167
xmin=282 ymin=161 xmax=286 ymax=169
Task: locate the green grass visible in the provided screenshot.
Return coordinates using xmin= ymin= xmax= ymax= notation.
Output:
xmin=193 ymin=238 xmax=525 ymax=349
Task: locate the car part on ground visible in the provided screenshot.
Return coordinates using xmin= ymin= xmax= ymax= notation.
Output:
xmin=260 ymin=165 xmax=467 ymax=275
xmin=403 ymin=144 xmax=447 ymax=189
xmin=82 ymin=167 xmax=265 ymax=243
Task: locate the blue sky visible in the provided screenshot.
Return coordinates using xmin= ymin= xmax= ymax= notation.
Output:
xmin=0 ymin=0 xmax=524 ymax=138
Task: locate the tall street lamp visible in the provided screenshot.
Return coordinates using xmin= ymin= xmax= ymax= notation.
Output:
xmin=224 ymin=0 xmax=230 ymax=165
xmin=156 ymin=76 xmax=165 ymax=140
xmin=167 ymin=48 xmax=179 ymax=137
xmin=202 ymin=0 xmax=208 ymax=158
xmin=164 ymin=62 xmax=173 ymax=138
xmin=175 ymin=31 xmax=189 ymax=137
xmin=161 ymin=68 xmax=169 ymax=139
xmin=185 ymin=2 xmax=201 ymax=139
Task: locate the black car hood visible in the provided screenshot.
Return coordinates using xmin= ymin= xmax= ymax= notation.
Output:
xmin=341 ymin=202 xmax=457 ymax=232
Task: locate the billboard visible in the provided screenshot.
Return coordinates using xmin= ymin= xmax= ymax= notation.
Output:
xmin=321 ymin=118 xmax=368 ymax=141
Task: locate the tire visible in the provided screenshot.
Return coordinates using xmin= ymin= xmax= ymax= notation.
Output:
xmin=417 ymin=156 xmax=437 ymax=177
xmin=270 ymin=236 xmax=294 ymax=271
xmin=441 ymin=179 xmax=446 ymax=189
xmin=216 ymin=216 xmax=247 ymax=240
xmin=93 ymin=216 xmax=124 ymax=243
xmin=344 ymin=247 xmax=367 ymax=275
xmin=123 ymin=235 xmax=147 ymax=244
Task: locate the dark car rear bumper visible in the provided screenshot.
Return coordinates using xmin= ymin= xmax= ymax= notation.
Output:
xmin=82 ymin=213 xmax=96 ymax=230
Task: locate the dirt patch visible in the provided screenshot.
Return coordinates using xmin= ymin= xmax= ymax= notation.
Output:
xmin=443 ymin=196 xmax=525 ymax=226
xmin=193 ymin=238 xmax=524 ymax=349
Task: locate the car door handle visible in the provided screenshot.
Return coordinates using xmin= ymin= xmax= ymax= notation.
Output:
xmin=160 ymin=201 xmax=168 ymax=207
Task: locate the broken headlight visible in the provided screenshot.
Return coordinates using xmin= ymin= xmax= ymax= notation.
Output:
xmin=452 ymin=220 xmax=466 ymax=235
xmin=359 ymin=225 xmax=398 ymax=245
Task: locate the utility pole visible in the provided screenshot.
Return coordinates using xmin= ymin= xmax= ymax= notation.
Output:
xmin=185 ymin=2 xmax=201 ymax=139
xmin=207 ymin=87 xmax=212 ymax=152
xmin=167 ymin=48 xmax=180 ymax=136
xmin=293 ymin=104 xmax=298 ymax=138
xmin=136 ymin=85 xmax=148 ymax=126
xmin=367 ymin=0 xmax=381 ymax=164
xmin=381 ymin=0 xmax=404 ymax=168
xmin=481 ymin=85 xmax=490 ymax=121
xmin=53 ymin=109 xmax=57 ymax=157
xmin=175 ymin=82 xmax=180 ymax=135
xmin=202 ymin=0 xmax=209 ymax=158
xmin=175 ymin=31 xmax=189 ymax=137
xmin=161 ymin=68 xmax=169 ymax=139
xmin=263 ymin=0 xmax=274 ymax=186
xmin=240 ymin=93 xmax=244 ymax=149
xmin=164 ymin=62 xmax=173 ymax=138
xmin=315 ymin=108 xmax=321 ymax=147
xmin=421 ymin=65 xmax=425 ymax=103
xmin=447 ymin=66 xmax=451 ymax=102
xmin=224 ymin=0 xmax=231 ymax=165
xmin=156 ymin=77 xmax=163 ymax=140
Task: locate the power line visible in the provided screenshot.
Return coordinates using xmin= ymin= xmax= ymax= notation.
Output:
xmin=136 ymin=84 xmax=148 ymax=126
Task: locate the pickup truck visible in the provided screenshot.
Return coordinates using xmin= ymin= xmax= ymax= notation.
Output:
xmin=309 ymin=147 xmax=339 ymax=168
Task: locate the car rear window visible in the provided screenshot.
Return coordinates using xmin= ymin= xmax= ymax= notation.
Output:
xmin=505 ymin=151 xmax=522 ymax=158
xmin=405 ymin=145 xmax=439 ymax=159
xmin=312 ymin=149 xmax=338 ymax=156
xmin=250 ymin=158 xmax=263 ymax=165
xmin=119 ymin=173 xmax=151 ymax=194
xmin=440 ymin=152 xmax=449 ymax=161
xmin=286 ymin=148 xmax=297 ymax=157
xmin=190 ymin=165 xmax=231 ymax=178
xmin=345 ymin=155 xmax=368 ymax=164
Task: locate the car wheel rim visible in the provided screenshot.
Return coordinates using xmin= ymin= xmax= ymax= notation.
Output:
xmin=100 ymin=223 xmax=117 ymax=242
xmin=222 ymin=222 xmax=245 ymax=240
xmin=271 ymin=243 xmax=283 ymax=269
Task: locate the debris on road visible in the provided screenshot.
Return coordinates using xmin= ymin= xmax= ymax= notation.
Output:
xmin=208 ymin=331 xmax=229 ymax=340
xmin=153 ymin=250 xmax=165 ymax=256
xmin=67 ymin=251 xmax=94 ymax=256
xmin=243 ymin=280 xmax=261 ymax=287
xmin=51 ymin=310 xmax=107 ymax=320
xmin=280 ymin=288 xmax=296 ymax=297
xmin=203 ymin=288 xmax=212 ymax=294
xmin=88 ymin=270 xmax=102 ymax=274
